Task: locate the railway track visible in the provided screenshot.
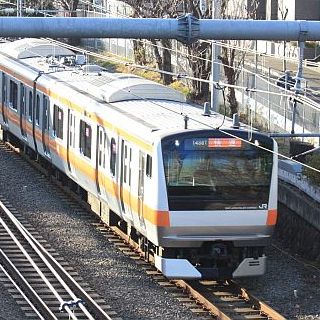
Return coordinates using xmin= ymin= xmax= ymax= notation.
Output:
xmin=98 ymin=223 xmax=286 ymax=320
xmin=0 ymin=197 xmax=119 ymax=320
xmin=0 ymin=140 xmax=286 ymax=320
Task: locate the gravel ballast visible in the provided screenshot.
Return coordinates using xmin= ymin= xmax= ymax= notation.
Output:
xmin=0 ymin=144 xmax=319 ymax=319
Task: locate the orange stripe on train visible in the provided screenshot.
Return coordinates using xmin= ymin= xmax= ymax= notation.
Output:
xmin=266 ymin=209 xmax=277 ymax=225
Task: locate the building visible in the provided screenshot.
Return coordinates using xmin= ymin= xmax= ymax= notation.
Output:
xmin=270 ymin=0 xmax=320 ymax=21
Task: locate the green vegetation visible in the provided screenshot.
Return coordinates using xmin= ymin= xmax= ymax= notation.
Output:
xmin=303 ymin=153 xmax=320 ymax=186
xmin=92 ymin=53 xmax=192 ymax=99
xmin=169 ymin=81 xmax=191 ymax=99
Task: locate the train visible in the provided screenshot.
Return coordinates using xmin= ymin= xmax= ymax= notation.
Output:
xmin=0 ymin=38 xmax=278 ymax=280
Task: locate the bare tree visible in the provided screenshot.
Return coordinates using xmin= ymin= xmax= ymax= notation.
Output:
xmin=122 ymin=0 xmax=178 ymax=85
xmin=184 ymin=1 xmax=212 ymax=101
xmin=219 ymin=0 xmax=261 ymax=115
xmin=54 ymin=0 xmax=80 ymax=16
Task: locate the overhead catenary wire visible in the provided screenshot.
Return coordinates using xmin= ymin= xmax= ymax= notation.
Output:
xmin=11 ymin=35 xmax=320 ymax=174
xmin=64 ymin=62 xmax=319 ymax=175
xmin=45 ymin=38 xmax=314 ymax=107
xmin=8 ymin=0 xmax=317 ymax=101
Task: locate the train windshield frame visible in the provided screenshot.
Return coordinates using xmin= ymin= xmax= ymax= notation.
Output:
xmin=161 ymin=131 xmax=274 ymax=211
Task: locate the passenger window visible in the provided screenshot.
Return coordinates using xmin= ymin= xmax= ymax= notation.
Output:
xmin=28 ymin=91 xmax=33 ymax=121
xmin=2 ymin=73 xmax=6 ymax=104
xmin=20 ymin=83 xmax=25 ymax=116
xmin=42 ymin=96 xmax=49 ymax=130
xmin=53 ymin=104 xmax=64 ymax=139
xmin=124 ymin=145 xmax=127 ymax=183
xmin=9 ymin=80 xmax=18 ymax=110
xmin=110 ymin=138 xmax=116 ymax=176
xmin=35 ymin=94 xmax=40 ymax=125
xmin=79 ymin=120 xmax=91 ymax=159
xmin=146 ymin=155 xmax=152 ymax=178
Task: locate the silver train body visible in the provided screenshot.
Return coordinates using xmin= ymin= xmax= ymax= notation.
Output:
xmin=0 ymin=39 xmax=278 ymax=279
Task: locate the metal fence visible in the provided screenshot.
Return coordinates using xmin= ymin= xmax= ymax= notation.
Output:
xmin=236 ymin=64 xmax=320 ymax=144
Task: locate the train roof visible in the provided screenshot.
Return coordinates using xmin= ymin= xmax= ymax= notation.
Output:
xmin=0 ymin=38 xmax=259 ymax=138
xmin=0 ymin=38 xmax=75 ymax=59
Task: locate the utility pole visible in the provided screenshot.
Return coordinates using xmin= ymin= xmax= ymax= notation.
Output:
xmin=211 ymin=0 xmax=221 ymax=112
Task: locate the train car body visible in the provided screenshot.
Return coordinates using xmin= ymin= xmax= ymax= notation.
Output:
xmin=0 ymin=38 xmax=278 ymax=280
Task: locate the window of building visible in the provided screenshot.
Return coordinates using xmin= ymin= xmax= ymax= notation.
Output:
xmin=79 ymin=120 xmax=91 ymax=159
xmin=110 ymin=138 xmax=116 ymax=176
xmin=9 ymin=80 xmax=18 ymax=110
xmin=53 ymin=104 xmax=64 ymax=139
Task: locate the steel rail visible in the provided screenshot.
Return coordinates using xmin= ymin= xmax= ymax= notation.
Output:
xmin=236 ymin=284 xmax=286 ymax=320
xmin=20 ymin=219 xmax=114 ymax=320
xmin=0 ymin=250 xmax=51 ymax=320
xmin=0 ymin=168 xmax=113 ymax=320
xmin=0 ymin=201 xmax=92 ymax=320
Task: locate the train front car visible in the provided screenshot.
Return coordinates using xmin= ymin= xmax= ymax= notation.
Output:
xmin=154 ymin=129 xmax=277 ymax=280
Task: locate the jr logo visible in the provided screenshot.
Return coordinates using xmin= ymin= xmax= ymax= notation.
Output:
xmin=259 ymin=204 xmax=268 ymax=209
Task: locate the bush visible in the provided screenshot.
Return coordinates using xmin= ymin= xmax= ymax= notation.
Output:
xmin=303 ymin=153 xmax=320 ymax=186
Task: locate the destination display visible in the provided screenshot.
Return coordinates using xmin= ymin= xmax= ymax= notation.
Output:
xmin=184 ymin=138 xmax=242 ymax=150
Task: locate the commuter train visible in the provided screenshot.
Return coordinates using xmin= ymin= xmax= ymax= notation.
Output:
xmin=0 ymin=38 xmax=278 ymax=279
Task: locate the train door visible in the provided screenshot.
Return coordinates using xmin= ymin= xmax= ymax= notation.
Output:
xmin=138 ymin=151 xmax=145 ymax=223
xmin=96 ymin=125 xmax=107 ymax=195
xmin=1 ymin=73 xmax=8 ymax=126
xmin=67 ymin=109 xmax=76 ymax=175
xmin=19 ymin=83 xmax=27 ymax=138
xmin=41 ymin=95 xmax=50 ymax=156
xmin=120 ymin=139 xmax=132 ymax=215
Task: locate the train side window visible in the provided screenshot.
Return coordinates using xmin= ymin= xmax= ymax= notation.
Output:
xmin=28 ymin=91 xmax=33 ymax=121
xmin=20 ymin=84 xmax=25 ymax=116
xmin=110 ymin=138 xmax=116 ymax=176
xmin=103 ymin=132 xmax=106 ymax=168
xmin=79 ymin=120 xmax=91 ymax=159
xmin=1 ymin=73 xmax=7 ymax=124
xmin=35 ymin=94 xmax=40 ymax=125
xmin=146 ymin=155 xmax=152 ymax=178
xmin=9 ymin=80 xmax=18 ymax=110
xmin=2 ymin=73 xmax=6 ymax=104
xmin=42 ymin=96 xmax=49 ymax=130
xmin=98 ymin=130 xmax=106 ymax=168
xmin=124 ymin=145 xmax=127 ymax=183
xmin=69 ymin=113 xmax=75 ymax=147
xmin=53 ymin=104 xmax=64 ymax=139
xmin=129 ymin=148 xmax=132 ymax=186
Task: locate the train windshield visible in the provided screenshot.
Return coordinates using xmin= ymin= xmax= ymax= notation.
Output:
xmin=162 ymin=132 xmax=274 ymax=211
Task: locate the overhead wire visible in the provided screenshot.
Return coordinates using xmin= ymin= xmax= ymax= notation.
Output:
xmin=45 ymin=38 xmax=316 ymax=110
xmin=4 ymin=2 xmax=320 ymax=174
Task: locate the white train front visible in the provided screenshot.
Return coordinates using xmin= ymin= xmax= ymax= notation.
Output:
xmin=0 ymin=38 xmax=278 ymax=279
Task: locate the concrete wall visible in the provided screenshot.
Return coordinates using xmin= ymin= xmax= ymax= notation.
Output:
xmin=276 ymin=202 xmax=320 ymax=262
xmin=278 ymin=181 xmax=320 ymax=232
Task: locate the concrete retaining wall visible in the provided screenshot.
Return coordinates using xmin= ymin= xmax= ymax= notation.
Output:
xmin=276 ymin=202 xmax=320 ymax=262
xmin=278 ymin=181 xmax=320 ymax=232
